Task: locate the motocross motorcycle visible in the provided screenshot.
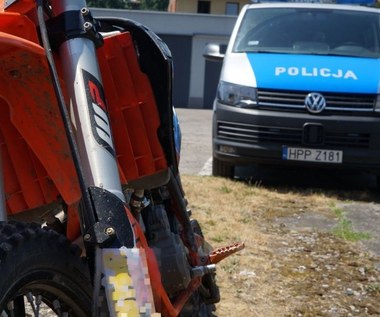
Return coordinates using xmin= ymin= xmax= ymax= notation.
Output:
xmin=0 ymin=0 xmax=244 ymax=316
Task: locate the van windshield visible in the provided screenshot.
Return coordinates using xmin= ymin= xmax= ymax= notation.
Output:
xmin=233 ymin=7 xmax=380 ymax=58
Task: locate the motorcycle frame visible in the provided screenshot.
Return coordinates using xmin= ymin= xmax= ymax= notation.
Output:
xmin=0 ymin=0 xmax=209 ymax=316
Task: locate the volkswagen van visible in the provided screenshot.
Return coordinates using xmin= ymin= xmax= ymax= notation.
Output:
xmin=205 ymin=0 xmax=380 ymax=182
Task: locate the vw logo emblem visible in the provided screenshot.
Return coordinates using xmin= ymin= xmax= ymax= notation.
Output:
xmin=305 ymin=92 xmax=326 ymax=114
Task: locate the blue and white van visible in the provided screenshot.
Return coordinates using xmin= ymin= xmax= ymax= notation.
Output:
xmin=205 ymin=0 xmax=380 ymax=182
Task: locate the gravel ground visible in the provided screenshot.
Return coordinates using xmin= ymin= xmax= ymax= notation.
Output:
xmin=182 ymin=174 xmax=380 ymax=317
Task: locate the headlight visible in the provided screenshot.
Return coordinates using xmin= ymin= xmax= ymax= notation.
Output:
xmin=217 ymin=81 xmax=257 ymax=108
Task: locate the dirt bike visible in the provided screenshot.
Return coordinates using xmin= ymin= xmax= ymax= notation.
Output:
xmin=0 ymin=0 xmax=244 ymax=316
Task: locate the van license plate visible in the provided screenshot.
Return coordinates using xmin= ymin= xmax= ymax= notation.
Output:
xmin=282 ymin=146 xmax=343 ymax=163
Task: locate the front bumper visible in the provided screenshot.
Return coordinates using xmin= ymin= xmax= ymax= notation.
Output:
xmin=213 ymin=101 xmax=380 ymax=173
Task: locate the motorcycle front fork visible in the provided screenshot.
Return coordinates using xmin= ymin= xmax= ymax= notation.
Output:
xmin=47 ymin=0 xmax=155 ymax=315
xmin=51 ymin=0 xmax=124 ymax=202
xmin=48 ymin=0 xmax=134 ymax=245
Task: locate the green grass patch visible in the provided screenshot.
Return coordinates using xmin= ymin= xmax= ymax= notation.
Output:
xmin=211 ymin=235 xmax=224 ymax=243
xmin=331 ymin=207 xmax=371 ymax=242
xmin=220 ymin=184 xmax=232 ymax=194
xmin=366 ymin=284 xmax=380 ymax=294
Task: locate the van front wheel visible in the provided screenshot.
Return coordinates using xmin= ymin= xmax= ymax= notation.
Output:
xmin=212 ymin=157 xmax=234 ymax=179
xmin=376 ymin=175 xmax=380 ymax=190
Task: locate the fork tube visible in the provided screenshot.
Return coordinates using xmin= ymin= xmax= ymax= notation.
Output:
xmin=49 ymin=0 xmax=124 ymax=202
xmin=0 ymin=148 xmax=7 ymax=221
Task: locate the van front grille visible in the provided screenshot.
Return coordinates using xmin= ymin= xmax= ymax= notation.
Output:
xmin=217 ymin=121 xmax=369 ymax=148
xmin=257 ymin=89 xmax=376 ymax=115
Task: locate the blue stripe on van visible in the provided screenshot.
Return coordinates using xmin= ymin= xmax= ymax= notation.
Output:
xmin=246 ymin=53 xmax=380 ymax=93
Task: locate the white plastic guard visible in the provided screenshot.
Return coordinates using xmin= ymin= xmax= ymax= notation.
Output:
xmin=101 ymin=247 xmax=161 ymax=317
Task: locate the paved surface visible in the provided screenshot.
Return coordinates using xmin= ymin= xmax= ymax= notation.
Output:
xmin=176 ymin=108 xmax=213 ymax=176
xmin=339 ymin=202 xmax=380 ymax=256
xmin=176 ymin=108 xmax=380 ymax=256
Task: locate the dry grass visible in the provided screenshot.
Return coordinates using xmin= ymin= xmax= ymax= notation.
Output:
xmin=182 ymin=175 xmax=380 ymax=317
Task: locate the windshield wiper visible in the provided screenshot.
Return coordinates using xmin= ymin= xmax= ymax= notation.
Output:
xmin=242 ymin=49 xmax=293 ymax=54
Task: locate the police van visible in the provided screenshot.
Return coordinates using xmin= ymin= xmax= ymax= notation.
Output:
xmin=204 ymin=0 xmax=380 ymax=182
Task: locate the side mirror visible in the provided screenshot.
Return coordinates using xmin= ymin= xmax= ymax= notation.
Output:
xmin=203 ymin=43 xmax=226 ymax=62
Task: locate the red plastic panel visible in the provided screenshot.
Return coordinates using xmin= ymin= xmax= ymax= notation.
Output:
xmin=0 ymin=95 xmax=64 ymax=214
xmin=98 ymin=32 xmax=168 ymax=184
xmin=0 ymin=13 xmax=80 ymax=215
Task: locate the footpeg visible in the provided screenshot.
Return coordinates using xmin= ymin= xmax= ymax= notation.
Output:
xmin=208 ymin=242 xmax=245 ymax=264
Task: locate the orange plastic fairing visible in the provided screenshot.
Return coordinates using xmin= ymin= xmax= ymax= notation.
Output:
xmin=0 ymin=12 xmax=81 ymax=215
xmin=3 ymin=0 xmax=36 ymax=16
xmin=0 ymin=9 xmax=168 ymax=241
xmin=98 ymin=32 xmax=168 ymax=184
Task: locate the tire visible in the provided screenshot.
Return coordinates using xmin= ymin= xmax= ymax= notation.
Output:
xmin=212 ymin=157 xmax=234 ymax=179
xmin=376 ymin=175 xmax=380 ymax=190
xmin=179 ymin=292 xmax=217 ymax=317
xmin=0 ymin=221 xmax=93 ymax=316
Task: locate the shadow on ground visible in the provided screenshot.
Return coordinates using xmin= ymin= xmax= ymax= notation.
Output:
xmin=235 ymin=164 xmax=380 ymax=203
